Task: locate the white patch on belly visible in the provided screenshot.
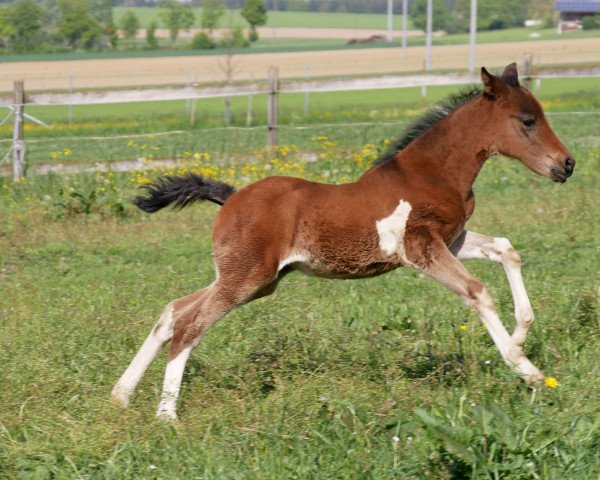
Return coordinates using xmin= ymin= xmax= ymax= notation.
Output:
xmin=376 ymin=200 xmax=413 ymax=260
xmin=278 ymin=252 xmax=309 ymax=272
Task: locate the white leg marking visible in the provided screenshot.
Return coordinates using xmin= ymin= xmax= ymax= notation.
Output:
xmin=112 ymin=304 xmax=174 ymax=406
xmin=426 ymin=241 xmax=544 ymax=385
xmin=491 ymin=238 xmax=534 ymax=346
xmin=156 ymin=346 xmax=193 ymax=420
xmin=471 ymin=290 xmax=543 ymax=383
xmin=454 ymin=232 xmax=535 ymax=347
xmin=376 ymin=200 xmax=413 ymax=262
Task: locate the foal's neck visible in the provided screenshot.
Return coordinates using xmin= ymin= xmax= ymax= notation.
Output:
xmin=397 ymin=96 xmax=495 ymax=197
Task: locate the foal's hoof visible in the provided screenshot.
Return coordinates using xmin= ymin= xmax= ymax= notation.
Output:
xmin=110 ymin=385 xmax=131 ymax=407
xmin=156 ymin=406 xmax=178 ymax=421
xmin=523 ymin=371 xmax=545 ymax=387
xmin=156 ymin=411 xmax=178 ymax=422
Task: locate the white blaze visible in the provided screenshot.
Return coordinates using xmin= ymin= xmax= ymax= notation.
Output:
xmin=376 ymin=200 xmax=412 ymax=259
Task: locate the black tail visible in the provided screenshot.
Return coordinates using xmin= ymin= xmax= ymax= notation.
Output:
xmin=134 ymin=174 xmax=236 ymax=213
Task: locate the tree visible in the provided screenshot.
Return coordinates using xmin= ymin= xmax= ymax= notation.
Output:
xmin=411 ymin=0 xmax=450 ymax=32
xmin=201 ymin=0 xmax=224 ymax=33
xmin=475 ymin=0 xmax=528 ymax=30
xmin=159 ymin=0 xmax=195 ymax=43
xmin=4 ymin=0 xmax=44 ymax=53
xmin=59 ymin=0 xmax=102 ymax=49
xmin=104 ymin=16 xmax=118 ymax=48
xmin=146 ymin=20 xmax=158 ymax=49
xmin=528 ymin=0 xmax=556 ymax=27
xmin=41 ymin=0 xmax=61 ymax=30
xmin=120 ymin=10 xmax=140 ymax=39
xmin=89 ymin=0 xmax=112 ymax=23
xmin=0 ymin=8 xmax=15 ymax=49
xmin=241 ymin=0 xmax=267 ymax=41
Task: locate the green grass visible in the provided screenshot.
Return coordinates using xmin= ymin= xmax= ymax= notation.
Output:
xmin=113 ymin=7 xmax=417 ymax=30
xmin=1 ymin=87 xmax=600 ymax=478
xmin=3 ymin=77 xmax=599 ymax=168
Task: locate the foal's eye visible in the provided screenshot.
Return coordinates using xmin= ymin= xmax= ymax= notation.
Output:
xmin=522 ymin=118 xmax=536 ymax=128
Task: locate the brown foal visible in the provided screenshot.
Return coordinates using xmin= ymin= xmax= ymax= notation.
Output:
xmin=112 ymin=63 xmax=575 ymax=420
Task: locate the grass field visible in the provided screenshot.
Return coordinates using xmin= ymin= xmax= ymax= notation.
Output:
xmin=113 ymin=7 xmax=418 ymax=30
xmin=1 ymin=85 xmax=600 ymax=478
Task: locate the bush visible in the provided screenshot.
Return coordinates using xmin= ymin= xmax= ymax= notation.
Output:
xmin=192 ymin=31 xmax=216 ymax=49
xmin=411 ymin=0 xmax=451 ymax=31
xmin=582 ymin=15 xmax=600 ymax=30
xmin=248 ymin=29 xmax=259 ymax=42
xmin=146 ymin=21 xmax=158 ymax=49
xmin=219 ymin=27 xmax=250 ymax=48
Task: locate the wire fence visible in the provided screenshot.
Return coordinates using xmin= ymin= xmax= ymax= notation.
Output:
xmin=1 ymin=63 xmax=600 ymax=179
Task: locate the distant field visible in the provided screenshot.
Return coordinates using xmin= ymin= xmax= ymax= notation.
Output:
xmin=0 ymin=26 xmax=597 ymax=65
xmin=113 ymin=7 xmax=417 ymax=30
xmin=2 ymin=37 xmax=599 ymax=92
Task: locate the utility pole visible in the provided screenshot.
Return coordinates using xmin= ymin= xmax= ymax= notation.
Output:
xmin=425 ymin=0 xmax=432 ymax=70
xmin=468 ymin=0 xmax=477 ymax=72
xmin=402 ymin=0 xmax=408 ymax=57
xmin=387 ymin=0 xmax=393 ymax=42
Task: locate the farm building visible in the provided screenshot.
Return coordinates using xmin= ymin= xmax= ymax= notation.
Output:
xmin=556 ymin=0 xmax=600 ymax=31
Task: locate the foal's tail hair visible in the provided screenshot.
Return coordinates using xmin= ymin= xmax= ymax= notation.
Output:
xmin=134 ymin=173 xmax=236 ymax=213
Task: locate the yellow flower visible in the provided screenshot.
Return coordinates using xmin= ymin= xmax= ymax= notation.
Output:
xmin=544 ymin=377 xmax=559 ymax=388
xmin=460 ymin=325 xmax=467 ymax=331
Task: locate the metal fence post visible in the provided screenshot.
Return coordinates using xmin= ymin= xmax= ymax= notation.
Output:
xmin=267 ymin=66 xmax=279 ymax=148
xmin=12 ymin=80 xmax=25 ymax=181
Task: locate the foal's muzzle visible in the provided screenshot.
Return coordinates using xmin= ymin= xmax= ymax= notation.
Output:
xmin=550 ymin=157 xmax=576 ymax=183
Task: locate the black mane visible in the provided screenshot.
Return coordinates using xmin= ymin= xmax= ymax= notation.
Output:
xmin=374 ymin=85 xmax=484 ymax=165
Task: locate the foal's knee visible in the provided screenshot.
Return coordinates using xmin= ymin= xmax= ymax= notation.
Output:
xmin=463 ymin=280 xmax=495 ymax=312
xmin=493 ymin=237 xmax=521 ymax=268
xmin=153 ymin=302 xmax=175 ymax=342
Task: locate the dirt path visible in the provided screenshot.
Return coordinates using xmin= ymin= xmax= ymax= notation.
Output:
xmin=1 ymin=37 xmax=599 ymax=92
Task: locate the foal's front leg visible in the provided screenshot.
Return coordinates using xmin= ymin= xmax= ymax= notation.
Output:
xmin=409 ymin=237 xmax=545 ymax=385
xmin=450 ymin=231 xmax=534 ymax=347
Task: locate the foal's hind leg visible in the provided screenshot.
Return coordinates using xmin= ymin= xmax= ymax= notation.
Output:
xmin=111 ymin=288 xmax=210 ymax=406
xmin=409 ymin=236 xmax=545 ymax=385
xmin=450 ymin=231 xmax=534 ymax=346
xmin=156 ymin=274 xmax=279 ymax=420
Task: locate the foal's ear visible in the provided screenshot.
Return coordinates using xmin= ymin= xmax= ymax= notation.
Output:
xmin=501 ymin=62 xmax=519 ymax=86
xmin=481 ymin=67 xmax=506 ymax=98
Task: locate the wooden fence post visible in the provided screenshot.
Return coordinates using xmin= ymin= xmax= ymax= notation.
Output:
xmin=267 ymin=66 xmax=279 ymax=148
xmin=523 ymin=53 xmax=533 ymax=91
xmin=67 ymin=72 xmax=74 ymax=124
xmin=246 ymin=71 xmax=254 ymax=127
xmin=12 ymin=80 xmax=25 ymax=182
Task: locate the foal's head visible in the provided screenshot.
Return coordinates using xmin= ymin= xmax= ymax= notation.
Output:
xmin=482 ymin=63 xmax=575 ymax=183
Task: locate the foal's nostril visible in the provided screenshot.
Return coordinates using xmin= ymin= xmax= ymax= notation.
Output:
xmin=564 ymin=157 xmax=575 ymax=174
